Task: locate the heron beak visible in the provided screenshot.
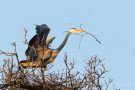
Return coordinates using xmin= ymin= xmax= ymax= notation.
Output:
xmin=68 ymin=28 xmax=86 ymax=33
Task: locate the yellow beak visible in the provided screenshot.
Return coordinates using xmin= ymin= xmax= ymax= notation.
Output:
xmin=68 ymin=28 xmax=86 ymax=33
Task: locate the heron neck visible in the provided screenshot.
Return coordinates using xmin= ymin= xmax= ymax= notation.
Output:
xmin=57 ymin=32 xmax=71 ymax=52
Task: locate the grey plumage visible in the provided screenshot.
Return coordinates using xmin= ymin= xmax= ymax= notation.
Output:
xmin=25 ymin=24 xmax=50 ymax=60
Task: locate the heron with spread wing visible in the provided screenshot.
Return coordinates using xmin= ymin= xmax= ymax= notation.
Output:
xmin=20 ymin=25 xmax=89 ymax=68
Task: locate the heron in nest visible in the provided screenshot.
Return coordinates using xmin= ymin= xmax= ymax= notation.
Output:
xmin=19 ymin=24 xmax=97 ymax=68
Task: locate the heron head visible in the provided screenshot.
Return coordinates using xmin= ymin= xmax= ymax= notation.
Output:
xmin=68 ymin=28 xmax=86 ymax=33
xmin=35 ymin=24 xmax=50 ymax=35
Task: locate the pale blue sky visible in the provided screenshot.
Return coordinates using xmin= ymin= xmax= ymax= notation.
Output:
xmin=0 ymin=0 xmax=135 ymax=89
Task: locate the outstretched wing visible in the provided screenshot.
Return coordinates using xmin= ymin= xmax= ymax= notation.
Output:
xmin=36 ymin=24 xmax=50 ymax=46
xmin=25 ymin=24 xmax=51 ymax=57
xmin=46 ymin=36 xmax=55 ymax=46
xmin=25 ymin=35 xmax=38 ymax=56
